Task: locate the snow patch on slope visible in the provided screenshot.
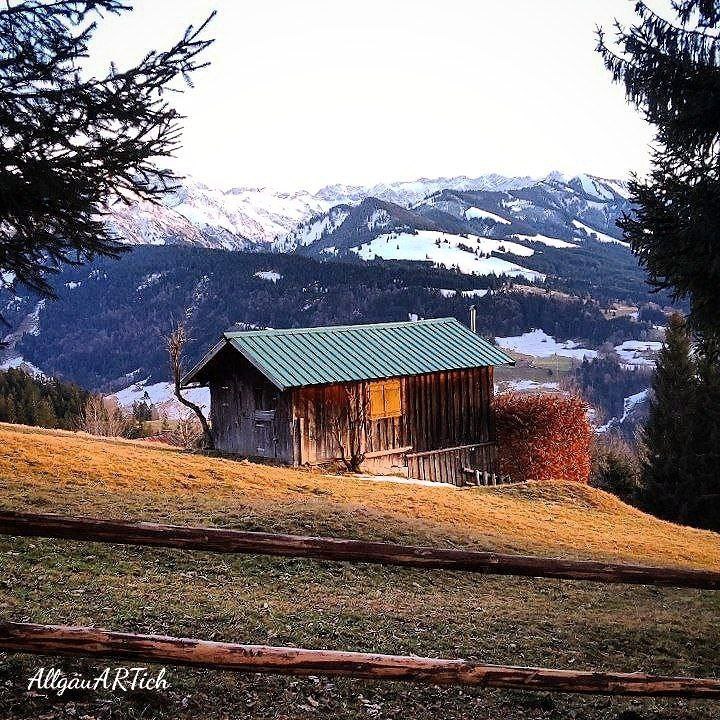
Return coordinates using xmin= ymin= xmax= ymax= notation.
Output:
xmin=255 ymin=270 xmax=282 ymax=282
xmin=0 ymin=299 xmax=45 ymax=363
xmin=0 ymin=356 xmax=45 ymax=377
xmin=572 ymin=220 xmax=627 ymax=246
xmin=597 ymin=388 xmax=650 ymax=433
xmin=136 ymin=273 xmax=164 ymax=292
xmin=512 ymin=233 xmax=578 ymax=249
xmin=495 ymin=329 xmax=597 ymax=360
xmin=574 ymin=174 xmax=614 ymax=201
xmin=354 ymin=231 xmax=544 ymax=281
xmin=465 ymin=207 xmax=511 ymax=224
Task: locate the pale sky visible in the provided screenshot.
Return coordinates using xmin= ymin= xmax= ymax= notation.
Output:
xmin=87 ymin=0 xmax=654 ymax=191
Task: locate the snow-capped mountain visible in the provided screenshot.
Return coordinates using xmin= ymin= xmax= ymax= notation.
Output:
xmin=315 ymin=173 xmax=538 ymax=207
xmin=280 ymin=174 xmax=633 ymax=278
xmin=106 ymin=179 xmax=330 ymax=250
xmin=102 ymin=172 xmax=632 ymax=256
xmin=414 ymin=175 xmax=631 ymax=246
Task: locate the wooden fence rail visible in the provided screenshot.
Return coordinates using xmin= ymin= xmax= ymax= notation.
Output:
xmin=1 ymin=623 xmax=718 ymax=698
xmin=2 ymin=511 xmax=720 ymax=590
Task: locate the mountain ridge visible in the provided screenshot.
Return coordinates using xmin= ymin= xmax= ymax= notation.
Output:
xmin=102 ymin=171 xmax=632 ymax=257
xmin=283 ymin=174 xmax=632 ymax=282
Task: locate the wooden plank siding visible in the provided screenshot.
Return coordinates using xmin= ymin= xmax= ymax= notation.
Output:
xmin=403 ymin=367 xmax=493 ymax=452
xmin=205 ymin=350 xmax=496 ymax=481
xmin=290 ymin=367 xmax=494 ymax=466
xmin=291 ymin=381 xmax=407 ymax=464
xmin=208 ymin=350 xmax=294 ymax=462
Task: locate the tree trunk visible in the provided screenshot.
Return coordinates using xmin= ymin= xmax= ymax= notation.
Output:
xmin=173 ymin=379 xmax=214 ymax=450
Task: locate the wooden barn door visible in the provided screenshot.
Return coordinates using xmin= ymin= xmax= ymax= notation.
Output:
xmin=253 ymin=417 xmax=276 ymax=458
xmin=254 ymin=381 xmax=280 ymax=459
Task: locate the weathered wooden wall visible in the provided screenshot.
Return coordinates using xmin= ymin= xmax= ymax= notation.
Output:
xmin=291 ymin=382 xmax=409 ymax=465
xmin=207 ymin=350 xmax=293 ymax=461
xmin=403 ymin=367 xmax=494 ymax=452
xmin=291 ymin=367 xmax=494 ymax=466
xmin=203 ymin=345 xmax=495 ymax=470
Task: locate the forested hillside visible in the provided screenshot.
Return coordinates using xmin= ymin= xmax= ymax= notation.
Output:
xmin=0 ymin=368 xmax=88 ymax=429
xmin=1 ymin=246 xmax=659 ymax=391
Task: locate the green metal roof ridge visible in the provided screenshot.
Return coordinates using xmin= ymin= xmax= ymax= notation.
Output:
xmin=223 ymin=317 xmax=456 ymax=338
xmin=185 ymin=317 xmax=514 ymax=389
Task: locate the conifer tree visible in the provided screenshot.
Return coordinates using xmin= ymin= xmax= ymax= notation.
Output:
xmin=36 ymin=398 xmax=57 ymax=429
xmin=640 ymin=313 xmax=696 ymax=518
xmin=0 ymin=2 xmax=213 ymax=299
xmin=597 ymin=2 xmax=720 ymax=331
xmin=0 ymin=367 xmax=89 ymax=428
xmin=685 ymin=332 xmax=720 ymax=526
xmin=5 ymin=396 xmax=16 ymax=424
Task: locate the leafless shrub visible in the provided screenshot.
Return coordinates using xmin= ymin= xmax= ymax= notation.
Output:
xmin=328 ymin=384 xmax=369 ymax=473
xmin=80 ymin=395 xmax=131 ymax=438
xmin=164 ymin=320 xmax=214 ymax=450
xmin=170 ymin=412 xmax=203 ymax=450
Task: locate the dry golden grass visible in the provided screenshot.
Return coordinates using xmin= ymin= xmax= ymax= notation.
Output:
xmin=2 ymin=423 xmax=720 ymax=720
xmin=1 ymin=422 xmax=718 ymax=570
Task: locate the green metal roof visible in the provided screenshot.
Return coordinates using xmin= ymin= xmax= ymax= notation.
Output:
xmin=184 ymin=318 xmax=514 ymax=390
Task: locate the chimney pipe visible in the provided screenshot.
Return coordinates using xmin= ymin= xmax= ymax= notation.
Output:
xmin=469 ymin=305 xmax=477 ymax=334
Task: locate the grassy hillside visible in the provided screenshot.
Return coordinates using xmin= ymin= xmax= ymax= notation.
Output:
xmin=1 ymin=423 xmax=719 ymax=719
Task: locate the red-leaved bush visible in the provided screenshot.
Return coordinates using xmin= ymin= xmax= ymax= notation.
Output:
xmin=493 ymin=392 xmax=591 ymax=484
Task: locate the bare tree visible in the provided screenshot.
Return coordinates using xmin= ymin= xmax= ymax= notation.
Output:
xmin=164 ymin=321 xmax=213 ymax=450
xmin=329 ymin=383 xmax=369 ymax=472
xmin=80 ymin=395 xmax=130 ymax=437
xmin=0 ymin=1 xmax=214 ymax=304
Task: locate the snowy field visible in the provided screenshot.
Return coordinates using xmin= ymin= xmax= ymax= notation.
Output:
xmin=495 ymin=379 xmax=560 ymax=392
xmin=495 ymin=329 xmax=597 ymax=360
xmin=614 ymin=340 xmax=662 ymax=367
xmin=354 ymin=230 xmax=545 ymax=281
xmin=111 ymin=380 xmax=210 ymax=419
xmin=496 ymin=329 xmax=661 ymax=366
xmin=571 ymin=220 xmax=628 ymax=246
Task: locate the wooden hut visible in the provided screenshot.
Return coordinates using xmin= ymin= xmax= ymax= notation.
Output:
xmin=182 ymin=318 xmax=514 ymax=484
